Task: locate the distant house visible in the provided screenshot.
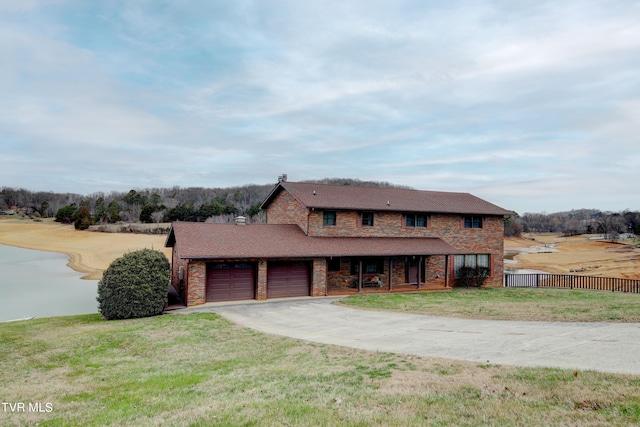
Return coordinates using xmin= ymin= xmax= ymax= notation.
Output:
xmin=166 ymin=179 xmax=511 ymax=305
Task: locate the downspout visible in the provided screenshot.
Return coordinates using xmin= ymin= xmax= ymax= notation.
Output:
xmin=445 ymin=255 xmax=450 ymax=288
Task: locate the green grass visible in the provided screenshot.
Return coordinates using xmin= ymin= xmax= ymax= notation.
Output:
xmin=1 ymin=312 xmax=640 ymax=426
xmin=338 ymin=287 xmax=640 ymax=322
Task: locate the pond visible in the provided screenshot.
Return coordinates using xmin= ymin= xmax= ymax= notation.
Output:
xmin=504 ymin=249 xmax=552 ymax=275
xmin=0 ymin=244 xmax=98 ymax=322
xmin=504 ymin=267 xmax=552 ymax=274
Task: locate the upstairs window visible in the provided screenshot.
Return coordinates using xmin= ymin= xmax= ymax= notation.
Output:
xmin=406 ymin=213 xmax=428 ymax=227
xmin=361 ymin=211 xmax=374 ymax=227
xmin=323 ymin=211 xmax=336 ymax=226
xmin=464 ymin=216 xmax=483 ymax=228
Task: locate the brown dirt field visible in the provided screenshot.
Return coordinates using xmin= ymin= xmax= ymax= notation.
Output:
xmin=0 ymin=217 xmax=171 ymax=280
xmin=2 ymin=218 xmax=638 ymax=282
xmin=505 ymin=233 xmax=640 ymax=280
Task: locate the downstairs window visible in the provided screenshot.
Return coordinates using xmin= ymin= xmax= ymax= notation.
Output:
xmin=454 ymin=254 xmax=490 ymax=278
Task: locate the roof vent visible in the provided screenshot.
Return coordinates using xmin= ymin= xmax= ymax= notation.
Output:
xmin=235 ymin=216 xmax=247 ymax=226
xmin=278 ymin=174 xmax=288 ymax=182
xmin=387 ymin=200 xmax=390 ymax=206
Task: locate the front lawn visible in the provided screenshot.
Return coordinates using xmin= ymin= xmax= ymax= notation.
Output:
xmin=339 ymin=287 xmax=640 ymax=322
xmin=1 ymin=312 xmax=640 ymax=426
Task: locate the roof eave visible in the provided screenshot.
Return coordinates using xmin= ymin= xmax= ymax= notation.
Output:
xmin=292 ymin=206 xmax=510 ymax=216
xmin=165 ymin=224 xmax=177 ymax=248
xmin=259 ymin=182 xmax=283 ymax=210
xmin=180 ymin=251 xmax=462 ymax=259
xmin=260 ymin=181 xmax=310 ymax=210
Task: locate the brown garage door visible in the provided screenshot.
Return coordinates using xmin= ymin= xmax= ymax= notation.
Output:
xmin=267 ymin=261 xmax=310 ymax=299
xmin=207 ymin=263 xmax=255 ymax=302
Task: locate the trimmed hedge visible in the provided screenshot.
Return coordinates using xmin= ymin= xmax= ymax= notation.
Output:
xmin=456 ymin=266 xmax=491 ymax=288
xmin=97 ymin=249 xmax=170 ymax=320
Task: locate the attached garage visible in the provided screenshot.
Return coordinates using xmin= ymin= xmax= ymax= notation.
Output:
xmin=267 ymin=261 xmax=310 ymax=298
xmin=166 ymin=220 xmax=464 ymax=307
xmin=207 ymin=262 xmax=255 ymax=302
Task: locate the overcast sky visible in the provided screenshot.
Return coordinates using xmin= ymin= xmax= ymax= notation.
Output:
xmin=2 ymin=1 xmax=639 ymax=214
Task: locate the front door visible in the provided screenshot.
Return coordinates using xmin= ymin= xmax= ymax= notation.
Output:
xmin=407 ymin=259 xmax=419 ymax=284
xmin=406 ymin=257 xmax=425 ymax=284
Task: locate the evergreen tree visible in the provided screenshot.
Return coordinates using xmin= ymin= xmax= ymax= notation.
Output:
xmin=55 ymin=204 xmax=78 ymax=224
xmin=74 ymin=206 xmax=93 ymax=230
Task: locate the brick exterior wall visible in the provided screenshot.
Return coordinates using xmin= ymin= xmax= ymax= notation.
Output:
xmin=308 ymin=210 xmax=438 ymax=237
xmin=428 ymin=214 xmax=505 ymax=287
xmin=327 ymin=258 xmax=357 ymax=289
xmin=311 ymin=258 xmax=327 ymax=296
xmin=426 ymin=255 xmax=448 ymax=287
xmin=177 ymin=187 xmax=505 ymax=305
xmin=325 ymin=255 xmax=449 ymax=291
xmin=390 ymin=256 xmax=405 ymax=287
xmin=265 ymin=190 xmax=309 ymax=234
xmin=265 ymin=189 xmax=505 ymax=288
xmin=187 ymin=261 xmax=206 ymax=306
xmin=257 ymin=260 xmax=267 ymax=300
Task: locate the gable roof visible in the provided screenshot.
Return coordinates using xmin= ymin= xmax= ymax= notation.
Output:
xmin=261 ymin=181 xmax=511 ymax=216
xmin=166 ymin=222 xmax=461 ymax=259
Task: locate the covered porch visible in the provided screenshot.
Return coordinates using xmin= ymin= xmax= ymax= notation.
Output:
xmin=326 ymin=254 xmax=452 ymax=296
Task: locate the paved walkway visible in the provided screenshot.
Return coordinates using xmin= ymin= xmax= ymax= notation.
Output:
xmin=176 ymin=297 xmax=640 ymax=375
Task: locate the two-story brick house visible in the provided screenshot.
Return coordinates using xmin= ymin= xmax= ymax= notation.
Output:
xmin=166 ymin=179 xmax=511 ymax=306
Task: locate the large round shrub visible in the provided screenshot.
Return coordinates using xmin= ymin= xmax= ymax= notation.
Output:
xmin=97 ymin=249 xmax=170 ymax=320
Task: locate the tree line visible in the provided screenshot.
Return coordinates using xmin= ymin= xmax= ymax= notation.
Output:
xmin=3 ymin=182 xmax=637 ymax=238
xmin=1 ymin=185 xmax=272 ymax=229
xmin=0 ymin=178 xmax=407 ymax=230
xmin=506 ymin=209 xmax=640 ymax=240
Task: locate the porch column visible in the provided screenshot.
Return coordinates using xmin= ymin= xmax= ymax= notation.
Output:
xmin=358 ymin=260 xmax=363 ymax=292
xmin=389 ymin=258 xmax=393 ymax=291
xmin=311 ymin=258 xmax=327 ymax=296
xmin=256 ymin=260 xmax=267 ymax=300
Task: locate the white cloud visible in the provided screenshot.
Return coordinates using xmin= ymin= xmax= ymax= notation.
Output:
xmin=0 ymin=0 xmax=638 ymax=213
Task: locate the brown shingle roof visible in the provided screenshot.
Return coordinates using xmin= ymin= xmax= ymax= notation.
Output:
xmin=261 ymin=181 xmax=511 ymax=215
xmin=166 ymin=222 xmax=461 ymax=259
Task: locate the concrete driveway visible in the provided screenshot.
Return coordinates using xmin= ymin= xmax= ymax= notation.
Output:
xmin=177 ymin=297 xmax=640 ymax=375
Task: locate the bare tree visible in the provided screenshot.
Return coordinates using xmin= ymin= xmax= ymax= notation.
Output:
xmin=594 ymin=213 xmax=626 ymax=240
